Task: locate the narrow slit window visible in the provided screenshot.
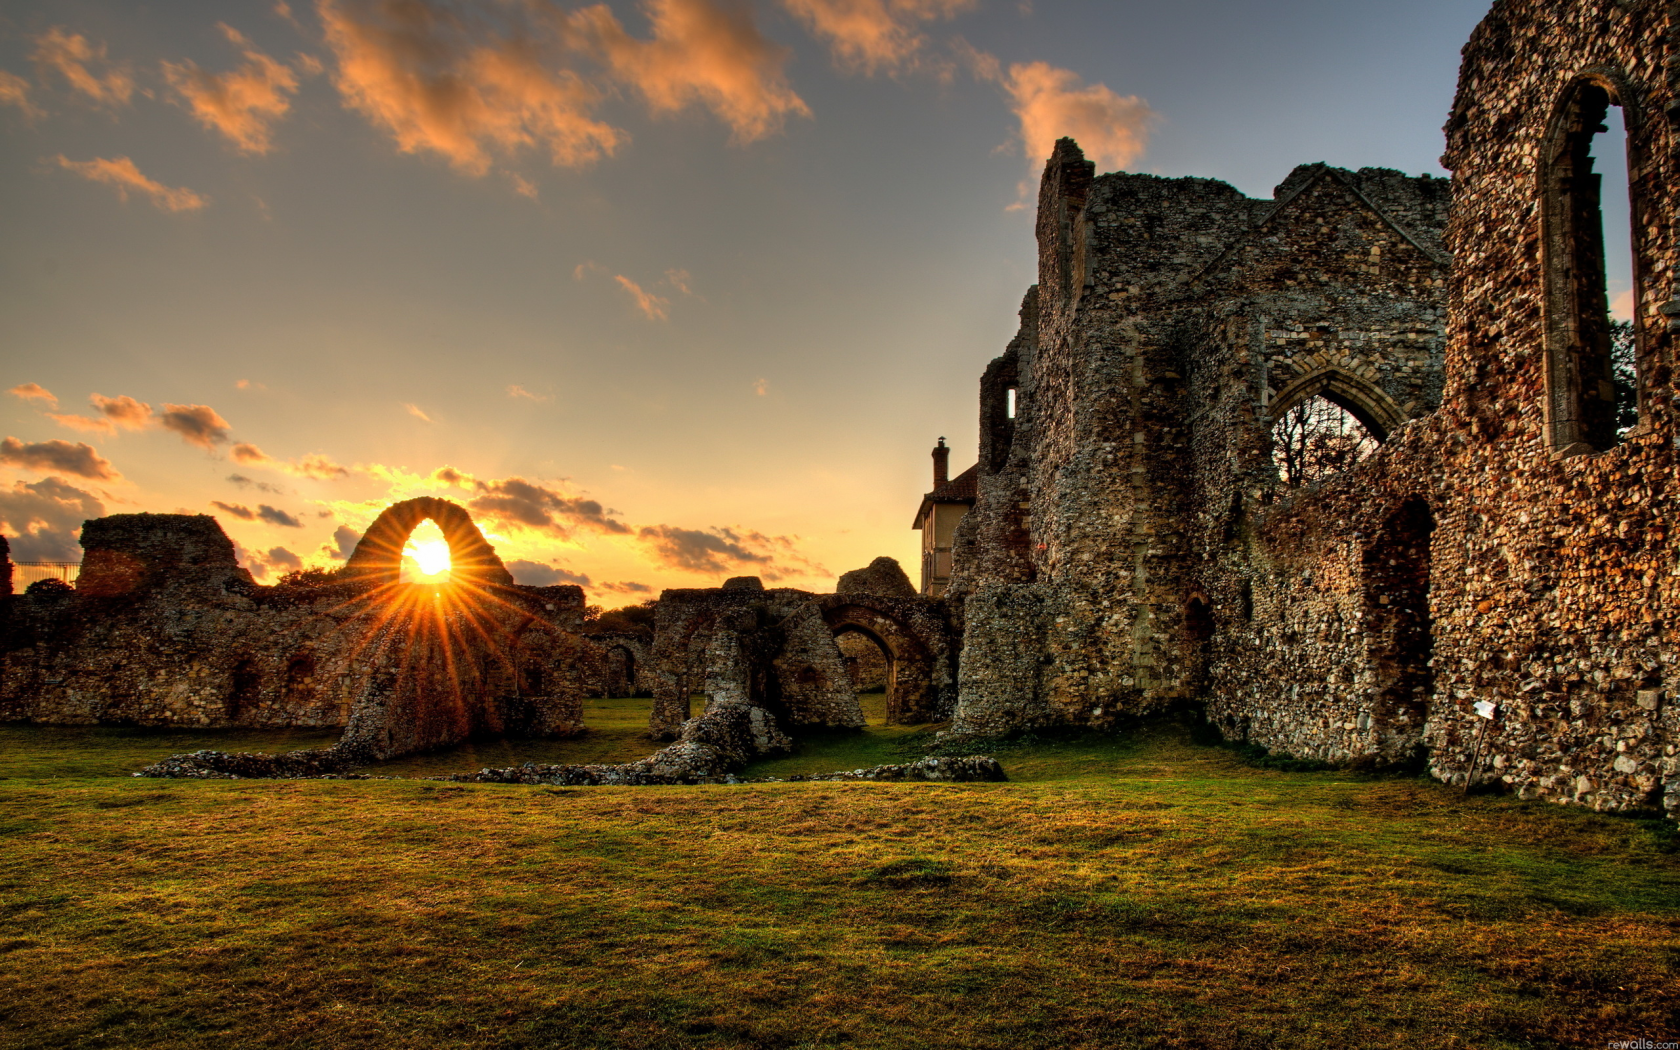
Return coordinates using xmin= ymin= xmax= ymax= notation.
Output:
xmin=1006 ymin=387 xmax=1018 ymax=419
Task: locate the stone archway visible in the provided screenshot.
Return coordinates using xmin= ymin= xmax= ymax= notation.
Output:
xmin=1267 ymin=367 xmax=1406 ymax=441
xmin=818 ymin=601 xmax=938 ymax=724
xmin=343 ymin=497 xmax=513 ymax=588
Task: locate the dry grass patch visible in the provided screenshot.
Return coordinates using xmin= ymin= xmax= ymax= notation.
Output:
xmin=0 ymin=722 xmax=1675 ymax=1048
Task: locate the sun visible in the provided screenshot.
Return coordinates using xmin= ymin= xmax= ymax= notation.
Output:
xmin=400 ymin=520 xmax=452 ymax=583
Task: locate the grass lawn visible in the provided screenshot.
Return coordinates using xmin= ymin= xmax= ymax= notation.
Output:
xmin=0 ymin=703 xmax=1676 ymax=1049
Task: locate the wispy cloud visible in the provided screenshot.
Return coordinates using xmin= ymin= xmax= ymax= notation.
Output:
xmin=228 ymin=473 xmax=285 ymax=494
xmin=614 ymin=274 xmax=670 ymax=321
xmin=318 ymin=0 xmax=625 ymax=176
xmin=211 ymin=499 xmax=258 ymax=520
xmin=753 ymin=377 xmax=769 ymax=396
xmin=56 ymin=156 xmax=209 ymax=212
xmin=568 ymin=0 xmax=811 ymax=143
xmin=258 ymin=504 xmax=304 ymax=527
xmin=163 ymin=24 xmax=302 ymax=154
xmin=507 ymin=384 xmax=551 ymax=402
xmin=0 ymin=436 xmax=121 ymax=481
xmin=0 ymin=477 xmax=104 ymax=560
xmin=158 ymin=403 xmax=232 ymax=449
xmin=32 ymin=27 xmax=134 ymax=108
xmin=0 ymin=71 xmax=44 ymax=120
xmin=403 ymin=402 xmax=433 ymax=423
xmin=231 ymin=442 xmax=352 ymax=479
xmin=466 ymin=476 xmax=632 ymax=538
xmin=48 ymin=393 xmax=154 ymax=435
xmin=8 ymin=383 xmax=57 ymax=408
xmin=636 ymin=523 xmax=824 ymax=581
xmin=781 ymin=0 xmax=973 ymax=75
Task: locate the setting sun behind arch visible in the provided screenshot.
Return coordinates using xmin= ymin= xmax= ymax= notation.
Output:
xmin=400 ymin=519 xmax=453 ymax=584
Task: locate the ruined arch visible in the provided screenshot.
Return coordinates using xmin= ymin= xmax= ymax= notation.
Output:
xmin=343 ymin=497 xmax=513 ymax=588
xmin=604 ymin=644 xmax=638 ymax=697
xmin=1266 ymin=367 xmax=1406 ymax=441
xmin=1540 ymin=70 xmax=1648 ymax=454
xmin=817 ymin=600 xmax=938 ymax=724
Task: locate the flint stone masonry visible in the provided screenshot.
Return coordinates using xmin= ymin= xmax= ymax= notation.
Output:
xmin=2 ymin=504 xmax=602 ymax=763
xmin=944 ymin=0 xmax=1679 ymax=819
xmin=649 ymin=560 xmax=956 ymax=739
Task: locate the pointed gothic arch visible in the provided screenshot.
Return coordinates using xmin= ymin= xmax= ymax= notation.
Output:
xmin=1266 ymin=367 xmax=1407 ymax=441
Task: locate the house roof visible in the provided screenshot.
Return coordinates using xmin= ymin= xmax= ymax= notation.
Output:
xmin=912 ymin=464 xmax=978 ymax=528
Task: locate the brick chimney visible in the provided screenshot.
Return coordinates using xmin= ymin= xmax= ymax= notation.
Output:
xmin=932 ymin=437 xmax=949 ymax=486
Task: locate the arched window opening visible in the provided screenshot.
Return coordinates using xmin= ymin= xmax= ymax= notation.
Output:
xmin=400 ymin=518 xmax=452 ymax=584
xmin=835 ymin=627 xmax=893 ymax=726
xmin=229 ymin=659 xmax=261 ymax=721
xmin=282 ymin=653 xmax=316 ymax=705
xmin=1270 ymin=395 xmax=1380 ymax=487
xmin=1544 ymin=81 xmax=1641 ymax=451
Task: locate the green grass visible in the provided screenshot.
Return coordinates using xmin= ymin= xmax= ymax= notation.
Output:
xmin=0 ymin=713 xmax=1677 ymax=1049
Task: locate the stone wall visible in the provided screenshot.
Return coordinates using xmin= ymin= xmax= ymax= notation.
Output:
xmin=945 ymin=0 xmax=1679 ymax=819
xmin=1 ymin=503 xmax=591 ymax=761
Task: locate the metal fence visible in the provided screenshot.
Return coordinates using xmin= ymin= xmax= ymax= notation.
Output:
xmin=12 ymin=561 xmax=81 ymax=589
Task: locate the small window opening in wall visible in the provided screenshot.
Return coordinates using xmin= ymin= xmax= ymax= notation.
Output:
xmin=1006 ymin=387 xmax=1018 ymax=420
xmin=1270 ymin=396 xmax=1379 ymax=487
xmin=1546 ymin=82 xmax=1640 ymax=450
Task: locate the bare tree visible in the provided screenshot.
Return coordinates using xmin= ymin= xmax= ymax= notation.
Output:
xmin=1610 ymin=319 xmax=1638 ymax=435
xmin=1271 ymin=395 xmax=1379 ymax=487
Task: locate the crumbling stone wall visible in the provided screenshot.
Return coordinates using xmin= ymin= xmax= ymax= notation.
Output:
xmin=1 ymin=502 xmax=589 ymax=761
xmin=945 ymin=0 xmax=1679 ymax=819
xmin=648 ymin=564 xmax=956 ymax=739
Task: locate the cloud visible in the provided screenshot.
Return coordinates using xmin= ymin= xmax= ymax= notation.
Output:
xmin=635 ymin=523 xmax=824 ymax=581
xmin=663 ymin=268 xmax=694 ymax=296
xmin=0 ymin=436 xmax=120 ymax=481
xmin=781 ymin=0 xmax=973 ymax=75
xmin=509 ymin=172 xmax=539 ymax=198
xmin=597 ymin=579 xmax=654 ymax=594
xmin=157 ymin=403 xmax=232 ymax=449
xmin=404 ymin=402 xmax=433 ymax=423
xmin=235 ymin=542 xmax=304 ymax=581
xmin=568 ymin=0 xmax=811 ymax=143
xmin=976 ymin=58 xmax=1154 ymax=179
xmin=232 ymin=442 xmax=352 ymax=480
xmin=323 ymin=524 xmax=362 ymax=560
xmin=430 ymin=465 xmax=474 ymax=487
xmin=163 ymin=24 xmax=302 ymax=154
xmin=228 ymin=473 xmax=285 ymax=494
xmin=318 ymin=0 xmax=625 ymax=176
xmin=574 ymin=260 xmax=607 ymax=280
xmin=0 ymin=71 xmax=44 ymax=120
xmin=614 ymin=274 xmax=670 ymax=321
xmin=0 ymin=477 xmax=104 ymax=561
xmin=49 ymin=393 xmax=155 ymax=435
xmin=753 ymin=377 xmax=768 ymax=396
xmin=32 ymin=27 xmax=134 ymax=107
xmin=258 ymin=504 xmax=304 ymax=527
xmin=507 ymin=384 xmax=550 ymax=402
xmin=211 ymin=500 xmax=258 ymax=520
xmin=8 ymin=383 xmax=57 ymax=408
xmin=466 ymin=476 xmax=631 ymax=538
xmin=507 ymin=558 xmax=591 ymax=587
xmin=56 ymin=156 xmax=210 ymax=213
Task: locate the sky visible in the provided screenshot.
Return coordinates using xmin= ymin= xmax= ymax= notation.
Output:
xmin=0 ymin=0 xmax=1538 ymax=602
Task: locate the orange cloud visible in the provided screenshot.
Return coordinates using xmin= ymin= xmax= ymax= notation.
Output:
xmin=49 ymin=393 xmax=154 ymax=434
xmin=507 ymin=384 xmax=550 ymax=402
xmin=0 ymin=477 xmax=105 ymax=560
xmin=8 ymin=383 xmax=57 ymax=408
xmin=614 ymin=274 xmax=670 ymax=321
xmin=318 ymin=0 xmax=624 ymax=176
xmin=163 ymin=24 xmax=301 ymax=154
xmin=753 ymin=377 xmax=769 ymax=396
xmin=56 ymin=156 xmax=209 ymax=212
xmin=32 ymin=27 xmax=134 ymax=107
xmin=989 ymin=59 xmax=1154 ymax=174
xmin=0 ymin=71 xmax=44 ymax=120
xmin=0 ymin=436 xmax=121 ymax=481
xmin=158 ymin=403 xmax=232 ymax=449
xmin=404 ymin=402 xmax=433 ymax=423
xmin=781 ymin=0 xmax=972 ymax=75
xmin=569 ymin=0 xmax=811 ymax=143
xmin=232 ymin=442 xmax=351 ymax=480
